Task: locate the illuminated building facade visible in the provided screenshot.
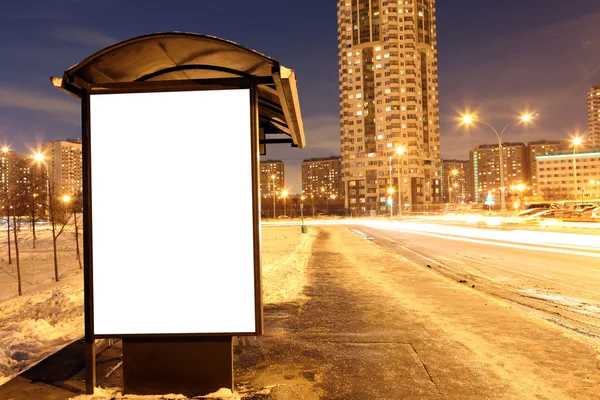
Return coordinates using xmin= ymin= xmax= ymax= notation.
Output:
xmin=42 ymin=140 xmax=83 ymax=197
xmin=470 ymin=143 xmax=528 ymax=204
xmin=301 ymin=156 xmax=343 ymax=200
xmin=588 ymin=85 xmax=600 ymax=147
xmin=337 ymin=0 xmax=441 ymax=214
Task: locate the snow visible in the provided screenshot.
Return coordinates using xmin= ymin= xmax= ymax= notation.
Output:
xmin=261 ymin=225 xmax=317 ymax=304
xmin=68 ymin=387 xmax=240 ymax=400
xmin=0 ymin=224 xmax=317 ymax=398
xmin=0 ymin=227 xmax=84 ymax=386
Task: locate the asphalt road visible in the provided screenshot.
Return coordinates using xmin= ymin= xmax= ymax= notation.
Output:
xmin=357 ymin=222 xmax=600 ymax=341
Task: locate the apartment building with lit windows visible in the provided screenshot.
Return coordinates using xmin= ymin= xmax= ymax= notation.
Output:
xmin=527 ymin=140 xmax=572 ymax=197
xmin=301 ymin=156 xmax=344 ymax=200
xmin=337 ymin=0 xmax=441 ymax=214
xmin=588 ymin=84 xmax=600 ymax=147
xmin=469 ymin=143 xmax=528 ymax=203
xmin=42 ymin=140 xmax=83 ymax=197
xmin=441 ymin=159 xmax=471 ymax=204
xmin=536 ymin=152 xmax=600 ymax=201
xmin=0 ymin=150 xmax=47 ymax=216
xmin=259 ymin=159 xmax=285 ymax=199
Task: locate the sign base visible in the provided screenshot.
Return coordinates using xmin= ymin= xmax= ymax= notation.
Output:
xmin=122 ymin=336 xmax=233 ymax=397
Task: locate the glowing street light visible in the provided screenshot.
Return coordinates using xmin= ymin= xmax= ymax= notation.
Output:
xmin=387 ymin=187 xmax=395 ymax=218
xmin=395 ymin=145 xmax=406 ymax=218
xmin=461 ymin=112 xmax=535 ymax=211
xmin=33 ymin=152 xmax=44 ymax=162
xmin=2 ymin=146 xmax=9 ymax=154
xmin=572 ymin=137 xmax=583 ymax=202
xmin=448 ymin=169 xmax=459 ymax=206
xmin=270 ymin=175 xmax=276 ymax=218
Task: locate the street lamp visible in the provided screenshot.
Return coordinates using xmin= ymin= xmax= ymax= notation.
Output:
xmin=395 ymin=146 xmax=406 ymax=218
xmin=270 ymin=175 xmax=276 ymax=218
xmin=572 ymin=137 xmax=582 ymax=202
xmin=461 ymin=112 xmax=535 ymax=211
xmin=281 ymin=189 xmax=288 ymax=217
xmin=448 ymin=169 xmax=458 ymax=207
xmin=387 ymin=187 xmax=395 ymax=218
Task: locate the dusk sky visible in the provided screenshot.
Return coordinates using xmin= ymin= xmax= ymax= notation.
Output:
xmin=1 ymin=0 xmax=600 ymax=193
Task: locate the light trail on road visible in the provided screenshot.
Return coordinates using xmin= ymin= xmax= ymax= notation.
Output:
xmin=263 ymin=219 xmax=600 ymax=257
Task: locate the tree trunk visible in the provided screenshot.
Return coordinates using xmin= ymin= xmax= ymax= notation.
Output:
xmin=75 ymin=213 xmax=82 ymax=269
xmin=52 ymin=219 xmax=59 ymax=282
xmin=12 ymin=211 xmax=21 ymax=296
xmin=6 ymin=206 xmax=11 ymax=265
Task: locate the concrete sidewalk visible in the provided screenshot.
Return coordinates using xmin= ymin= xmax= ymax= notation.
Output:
xmin=236 ymin=226 xmax=600 ymax=399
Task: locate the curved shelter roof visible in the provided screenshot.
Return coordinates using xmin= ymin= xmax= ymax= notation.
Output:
xmin=51 ymin=32 xmax=305 ymax=148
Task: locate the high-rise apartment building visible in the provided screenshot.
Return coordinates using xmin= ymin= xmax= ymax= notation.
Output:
xmin=588 ymin=84 xmax=600 ymax=147
xmin=337 ymin=0 xmax=441 ymax=214
xmin=527 ymin=140 xmax=571 ymax=197
xmin=470 ymin=143 xmax=528 ymax=203
xmin=259 ymin=160 xmax=285 ymax=217
xmin=42 ymin=140 xmax=83 ymax=197
xmin=441 ymin=160 xmax=472 ymax=204
xmin=301 ymin=156 xmax=343 ymax=200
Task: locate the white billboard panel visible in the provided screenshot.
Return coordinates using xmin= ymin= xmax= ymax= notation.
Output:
xmin=90 ymin=89 xmax=257 ymax=335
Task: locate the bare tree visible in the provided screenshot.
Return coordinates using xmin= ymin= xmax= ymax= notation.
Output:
xmin=68 ymin=193 xmax=83 ymax=269
xmin=48 ymin=188 xmax=70 ymax=282
xmin=12 ymin=201 xmax=22 ymax=295
xmin=35 ymin=166 xmax=69 ymax=282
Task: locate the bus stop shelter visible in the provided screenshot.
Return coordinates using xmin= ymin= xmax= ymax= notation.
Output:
xmin=51 ymin=32 xmax=305 ymax=396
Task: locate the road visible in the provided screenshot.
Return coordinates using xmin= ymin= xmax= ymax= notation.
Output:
xmin=357 ymin=221 xmax=600 ymax=341
xmin=237 ymin=225 xmax=600 ymax=399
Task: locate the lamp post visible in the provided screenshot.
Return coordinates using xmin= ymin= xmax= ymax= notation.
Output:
xmin=311 ymin=194 xmax=315 ymax=218
xmin=387 ymin=187 xmax=395 ymax=218
xmin=462 ymin=113 xmax=534 ymax=212
xmin=271 ymin=175 xmax=276 ymax=218
xmin=281 ymin=189 xmax=288 ymax=217
xmin=447 ymin=169 xmax=458 ymax=208
xmin=572 ymin=137 xmax=582 ymax=202
xmin=395 ymin=146 xmax=406 ymax=218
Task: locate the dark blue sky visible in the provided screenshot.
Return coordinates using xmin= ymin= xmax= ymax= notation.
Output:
xmin=1 ymin=0 xmax=599 ymax=192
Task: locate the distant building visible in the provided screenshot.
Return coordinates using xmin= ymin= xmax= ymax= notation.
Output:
xmin=470 ymin=143 xmax=528 ymax=203
xmin=301 ymin=156 xmax=344 ymax=215
xmin=527 ymin=140 xmax=572 ymax=197
xmin=441 ymin=160 xmax=472 ymax=204
xmin=301 ymin=156 xmax=343 ymax=200
xmin=537 ymin=151 xmax=600 ymax=201
xmin=259 ymin=160 xmax=285 ymax=217
xmin=42 ymin=140 xmax=83 ymax=197
xmin=0 ymin=150 xmax=47 ymax=216
xmin=588 ymin=85 xmax=600 ymax=147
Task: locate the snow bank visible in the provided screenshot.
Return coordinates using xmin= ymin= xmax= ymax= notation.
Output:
xmin=261 ymin=226 xmax=317 ymax=304
xmin=69 ymin=387 xmax=240 ymax=399
xmin=0 ymin=280 xmax=84 ymax=385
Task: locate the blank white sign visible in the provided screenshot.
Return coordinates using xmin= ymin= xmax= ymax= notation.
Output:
xmin=90 ymin=89 xmax=257 ymax=335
